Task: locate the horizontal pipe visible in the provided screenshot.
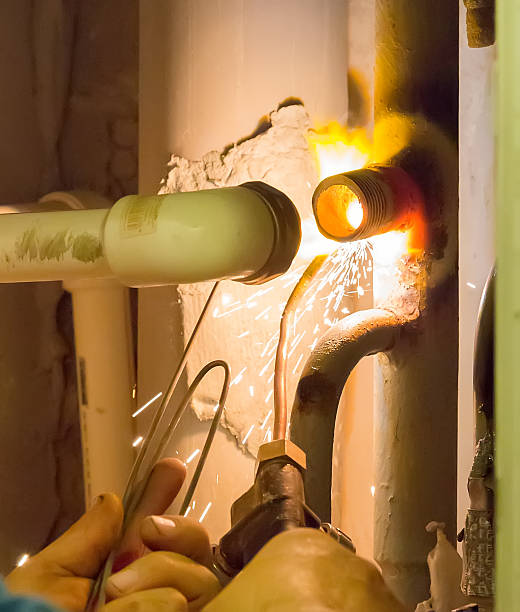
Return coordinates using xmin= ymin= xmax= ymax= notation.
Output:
xmin=0 ymin=184 xmax=299 ymax=286
xmin=104 ymin=186 xmax=277 ymax=286
xmin=0 ymin=208 xmax=112 ymax=282
xmin=289 ymin=308 xmax=403 ymax=521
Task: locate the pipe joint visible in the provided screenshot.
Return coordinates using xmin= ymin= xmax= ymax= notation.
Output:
xmin=313 ymin=165 xmax=423 ymax=243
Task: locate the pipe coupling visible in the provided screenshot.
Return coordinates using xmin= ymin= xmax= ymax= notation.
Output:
xmin=312 ymin=165 xmax=422 ymax=242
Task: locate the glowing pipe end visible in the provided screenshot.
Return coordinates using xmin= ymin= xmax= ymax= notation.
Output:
xmin=313 ymin=166 xmax=421 ymax=243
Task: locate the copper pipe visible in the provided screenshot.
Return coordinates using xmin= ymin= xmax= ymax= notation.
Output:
xmin=273 ymin=255 xmax=327 ymax=439
xmin=289 ymin=308 xmax=403 ymax=521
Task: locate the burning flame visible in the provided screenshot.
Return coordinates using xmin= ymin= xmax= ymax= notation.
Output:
xmin=299 ymin=123 xmax=372 ymax=259
xmin=309 ymin=121 xmax=422 ymax=261
xmin=308 ymin=122 xmax=371 ymax=182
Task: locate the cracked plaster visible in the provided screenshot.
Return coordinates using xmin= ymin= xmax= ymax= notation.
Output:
xmin=159 ymin=105 xmax=320 ymax=456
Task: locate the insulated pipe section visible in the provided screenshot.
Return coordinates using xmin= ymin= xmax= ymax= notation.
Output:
xmin=312 ymin=165 xmax=422 ymax=242
xmin=105 ymin=182 xmax=300 ymax=286
xmin=0 ymin=182 xmax=300 ymax=286
xmin=289 ymin=309 xmax=402 ymax=521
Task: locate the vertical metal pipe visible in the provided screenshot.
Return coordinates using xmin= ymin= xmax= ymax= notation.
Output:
xmin=373 ymin=1 xmax=459 ymax=607
xmin=496 ymin=3 xmax=520 ymax=609
xmin=289 ymin=308 xmax=401 ymax=520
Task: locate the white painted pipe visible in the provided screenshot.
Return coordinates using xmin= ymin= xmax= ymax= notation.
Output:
xmin=373 ymin=2 xmax=459 ymax=606
xmin=0 ymin=185 xmax=294 ymax=286
xmin=0 ymin=189 xmax=136 ymax=503
xmin=104 ymin=188 xmax=278 ymax=286
xmin=49 ymin=193 xmax=137 ymax=503
xmin=0 ymin=208 xmax=111 ymax=282
xmin=63 ymin=278 xmax=136 ymax=501
xmin=0 ymin=183 xmax=297 ymax=502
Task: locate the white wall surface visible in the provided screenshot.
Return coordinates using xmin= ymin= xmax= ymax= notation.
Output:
xmin=458 ymin=5 xmax=495 ymax=537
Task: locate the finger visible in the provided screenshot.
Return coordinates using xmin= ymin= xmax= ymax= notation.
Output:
xmin=102 ymin=587 xmax=187 ymax=612
xmin=140 ymin=515 xmax=212 ymax=567
xmin=106 ymin=551 xmax=220 ymax=609
xmin=115 ymin=458 xmax=186 ymax=569
xmin=37 ymin=493 xmax=123 ymax=578
xmin=130 ymin=459 xmax=187 ymax=519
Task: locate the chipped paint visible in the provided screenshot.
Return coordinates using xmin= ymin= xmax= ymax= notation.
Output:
xmin=71 ymin=233 xmax=103 ymax=263
xmin=15 ymin=227 xmax=39 ymax=260
xmin=161 ymin=105 xmax=319 ymax=456
xmin=12 ymin=226 xmax=103 ymax=264
xmin=38 ymin=230 xmax=69 ymax=261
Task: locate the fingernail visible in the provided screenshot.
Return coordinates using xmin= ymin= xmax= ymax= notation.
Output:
xmin=150 ymin=515 xmax=176 ymax=536
xmin=90 ymin=495 xmax=104 ymax=509
xmin=107 ymin=568 xmax=138 ymax=595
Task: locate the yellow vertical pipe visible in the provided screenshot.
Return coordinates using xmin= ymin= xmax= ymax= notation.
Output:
xmin=496 ymin=1 xmax=520 ymax=609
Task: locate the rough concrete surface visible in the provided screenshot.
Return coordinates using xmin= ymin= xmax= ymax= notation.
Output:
xmin=60 ymin=0 xmax=138 ymax=200
xmin=159 ymin=105 xmax=320 ymax=455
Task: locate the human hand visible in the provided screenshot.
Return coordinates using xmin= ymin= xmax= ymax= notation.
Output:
xmin=5 ymin=493 xmax=123 ymax=612
xmin=203 ymin=528 xmax=406 ymax=612
xmin=7 ymin=458 xmax=219 ymax=612
xmin=104 ymin=457 xmax=219 ymax=611
xmin=104 ymin=516 xmax=218 ymax=612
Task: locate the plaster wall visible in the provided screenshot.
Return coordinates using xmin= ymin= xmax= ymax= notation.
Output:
xmin=139 ymin=0 xmax=350 ymax=541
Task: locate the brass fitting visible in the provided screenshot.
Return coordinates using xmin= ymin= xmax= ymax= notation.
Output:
xmin=256 ymin=439 xmax=306 ymax=470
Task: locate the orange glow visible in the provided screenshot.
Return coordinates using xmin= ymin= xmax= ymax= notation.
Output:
xmin=407 ymin=208 xmax=426 ymax=254
xmin=308 ymin=122 xmax=371 ymax=182
xmin=315 ymin=184 xmax=364 ymax=239
xmin=308 ymin=121 xmax=425 ymax=256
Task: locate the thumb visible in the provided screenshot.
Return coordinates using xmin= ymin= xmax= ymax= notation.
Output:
xmin=38 ymin=493 xmax=123 ymax=578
